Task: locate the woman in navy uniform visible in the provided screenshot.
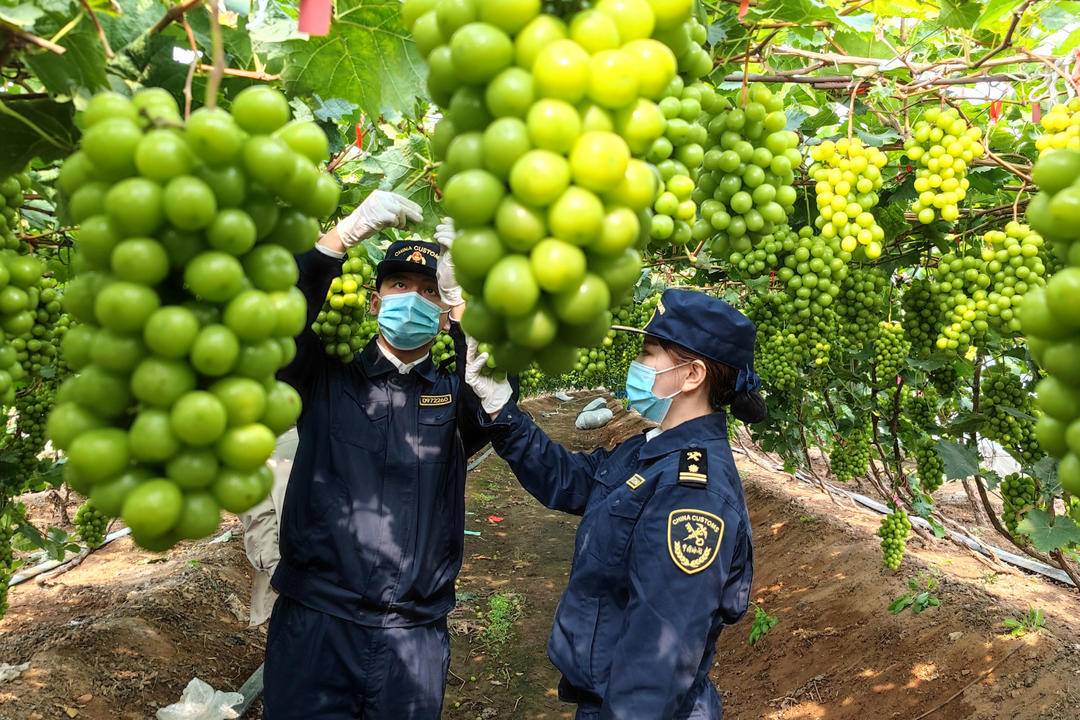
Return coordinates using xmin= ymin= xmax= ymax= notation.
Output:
xmin=464 ymin=288 xmax=765 ymax=720
xmin=263 ymin=194 xmax=507 ymax=719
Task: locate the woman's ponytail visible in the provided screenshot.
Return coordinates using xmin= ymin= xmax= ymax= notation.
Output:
xmin=730 ymin=390 xmax=767 ymax=423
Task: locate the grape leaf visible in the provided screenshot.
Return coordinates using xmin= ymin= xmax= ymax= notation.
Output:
xmin=0 ymin=98 xmax=77 ymax=175
xmin=1016 ymin=510 xmax=1080 ymax=553
xmin=312 ymin=95 xmax=360 ymax=123
xmin=283 ymin=0 xmax=426 ymax=121
xmin=22 ymin=17 xmax=109 ymax=98
xmin=976 ymin=0 xmax=1024 ymax=28
xmin=0 ymin=3 xmax=44 ymax=28
xmin=939 ymin=0 xmax=980 ymax=28
xmin=99 ymin=0 xmax=163 ymax=53
xmin=935 ymin=439 xmax=979 ymax=479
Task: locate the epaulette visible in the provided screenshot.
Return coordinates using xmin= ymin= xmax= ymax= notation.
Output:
xmin=678 ymin=447 xmax=708 ymax=488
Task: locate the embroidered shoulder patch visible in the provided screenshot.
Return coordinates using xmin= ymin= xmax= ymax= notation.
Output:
xmin=678 ymin=448 xmax=708 ymax=488
xmin=667 ymin=509 xmax=724 ymax=575
xmin=420 ymin=394 xmax=452 ymax=407
xmin=625 ymin=474 xmax=646 ymax=490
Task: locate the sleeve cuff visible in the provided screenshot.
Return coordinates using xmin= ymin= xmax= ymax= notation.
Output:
xmin=315 ymin=243 xmax=346 ymax=259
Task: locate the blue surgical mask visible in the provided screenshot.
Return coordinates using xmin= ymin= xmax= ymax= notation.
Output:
xmin=625 ymin=360 xmax=690 ymax=423
xmin=377 ymin=292 xmax=443 ymax=351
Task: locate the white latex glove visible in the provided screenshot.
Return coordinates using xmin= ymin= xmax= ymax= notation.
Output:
xmin=465 ymin=336 xmax=512 ymax=415
xmin=435 ymin=217 xmax=463 ymax=307
xmin=337 ymin=190 xmax=423 ymax=247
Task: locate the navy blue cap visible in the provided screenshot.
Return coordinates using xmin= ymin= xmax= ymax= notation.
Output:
xmin=614 ymin=288 xmax=761 ymax=393
xmin=375 ymin=240 xmax=441 ymax=288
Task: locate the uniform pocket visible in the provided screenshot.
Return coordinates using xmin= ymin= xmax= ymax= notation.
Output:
xmin=332 ymin=382 xmax=389 ymax=451
xmin=552 ymin=595 xmax=600 ymax=686
xmin=586 ymin=487 xmax=650 ymax=566
xmin=417 ymin=406 xmax=456 ymax=464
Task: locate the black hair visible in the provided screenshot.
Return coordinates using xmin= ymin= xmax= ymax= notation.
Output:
xmin=656 ymin=339 xmax=768 ymax=424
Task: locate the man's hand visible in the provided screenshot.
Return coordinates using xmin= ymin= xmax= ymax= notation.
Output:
xmin=465 ymin=336 xmax=512 ymax=416
xmin=337 ymin=190 xmax=423 ymax=248
xmin=435 ymin=217 xmax=463 ymax=308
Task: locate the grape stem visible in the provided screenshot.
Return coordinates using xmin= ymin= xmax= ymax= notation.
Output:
xmin=204 ymin=0 xmax=224 ymax=110
xmin=150 ymin=0 xmax=205 ymax=34
xmin=77 ymin=0 xmax=113 ymax=59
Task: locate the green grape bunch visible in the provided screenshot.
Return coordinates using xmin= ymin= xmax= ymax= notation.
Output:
xmin=48 ymin=85 xmax=334 ymax=551
xmin=74 ymin=499 xmax=109 ymax=547
xmin=4 ymin=382 xmax=55 ymax=496
xmin=999 ymin=473 xmax=1038 ymax=539
xmin=903 ymin=107 xmax=985 ymax=224
xmin=835 ymin=266 xmax=887 ymax=352
xmin=410 ymin=0 xmax=693 ymax=375
xmin=432 ymin=331 xmax=456 ymax=368
xmin=879 ymin=506 xmax=911 ymax=571
xmin=911 ymin=438 xmax=944 ymax=494
xmin=1023 ymin=149 xmax=1080 ymax=500
xmin=829 ymin=423 xmax=871 ymax=483
xmin=901 ymin=276 xmax=943 ymax=359
xmin=980 ymin=364 xmax=1040 ymax=466
xmin=873 ymin=320 xmax=909 ymax=387
xmin=0 ymin=518 xmax=14 ymax=618
xmin=1036 ymin=98 xmax=1080 ymax=156
xmin=757 ymin=331 xmax=799 ymax=392
xmin=0 ymin=169 xmax=30 ymax=251
xmin=808 ymin=137 xmax=889 ymax=259
xmin=311 ymin=248 xmax=376 ymax=361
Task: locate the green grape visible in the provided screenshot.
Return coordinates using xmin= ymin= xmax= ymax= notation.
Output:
xmin=312 ymin=248 xmax=376 ymax=361
xmin=878 ymin=506 xmax=911 ymax=571
xmin=911 ymin=438 xmax=944 ymax=494
xmin=829 ymin=421 xmax=871 ymax=482
xmin=903 ymin=107 xmax=985 ymax=223
xmin=873 ymin=320 xmax=909 ymax=387
xmin=74 ymin=499 xmax=109 ymax=547
xmin=835 ymin=266 xmax=887 ymax=352
xmin=999 ymin=473 xmax=1038 ymax=538
xmin=980 ymin=364 xmax=1040 ymax=466
xmin=1036 ymin=98 xmax=1080 ymax=156
xmin=901 ymin=277 xmax=943 ymax=359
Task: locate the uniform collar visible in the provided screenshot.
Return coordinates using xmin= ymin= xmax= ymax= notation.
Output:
xmin=359 ymin=338 xmax=437 ymax=383
xmin=636 ymin=412 xmax=728 ymax=461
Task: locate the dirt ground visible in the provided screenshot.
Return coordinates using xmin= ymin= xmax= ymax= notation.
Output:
xmin=1 ymin=392 xmax=1078 ymax=719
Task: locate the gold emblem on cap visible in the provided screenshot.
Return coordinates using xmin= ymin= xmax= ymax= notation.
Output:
xmin=408 ymin=250 xmax=424 ymax=264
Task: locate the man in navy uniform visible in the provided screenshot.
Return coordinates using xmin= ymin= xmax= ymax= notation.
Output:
xmin=263 ymin=192 xmax=509 ymax=719
xmin=464 ymin=289 xmax=762 ymax=719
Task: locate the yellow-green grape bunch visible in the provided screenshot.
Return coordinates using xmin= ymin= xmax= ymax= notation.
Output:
xmin=873 ymin=320 xmax=909 ymax=387
xmin=930 ymin=241 xmax=1002 ymax=353
xmin=650 ymin=172 xmax=698 ymax=246
xmin=911 ymin=438 xmax=944 ymax=494
xmin=658 ymin=15 xmax=711 ymax=81
xmin=980 ymin=364 xmax=1040 ymax=466
xmin=701 ymin=85 xmax=801 ymax=258
xmin=727 ymin=223 xmax=797 ymax=277
xmin=432 ymin=331 xmax=456 ymax=367
xmin=0 ymin=170 xmax=30 ymax=251
xmin=878 ymin=506 xmax=911 ymax=571
xmin=74 ymin=499 xmax=109 ymax=547
xmin=999 ymin=473 xmax=1038 ymax=539
xmin=519 ymin=365 xmax=544 ymax=395
xmin=1017 ymin=150 xmax=1080 ymax=498
xmin=903 ymin=107 xmax=984 ymax=224
xmin=835 ymin=266 xmax=887 ymax=351
xmin=902 ymin=386 xmax=938 ymax=429
xmin=901 ymin=276 xmax=943 ymax=359
xmin=1036 ymin=98 xmax=1080 ymax=155
xmin=809 ymin=138 xmax=888 ymax=259
xmin=570 ymin=329 xmax=614 ymax=380
xmin=5 ymin=382 xmax=54 ymax=494
xmin=49 ymin=85 xmax=333 ymax=551
xmin=313 ymin=249 xmax=375 ymax=361
xmin=829 ymin=424 xmax=870 ymax=482
xmin=407 ymin=0 xmax=688 ymax=375
xmin=980 ymin=222 xmax=1047 ymax=335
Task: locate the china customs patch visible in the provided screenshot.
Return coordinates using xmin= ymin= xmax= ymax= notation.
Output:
xmin=667 ymin=509 xmax=724 ymax=575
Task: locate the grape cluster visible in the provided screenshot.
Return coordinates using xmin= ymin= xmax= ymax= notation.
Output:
xmin=911 ymin=439 xmax=944 ymax=494
xmin=74 ymin=499 xmax=108 ymax=547
xmin=901 ymin=276 xmax=942 ymax=359
xmin=727 ymin=223 xmax=797 ymax=277
xmin=776 ymin=227 xmax=847 ymax=319
xmin=902 ymin=386 xmax=938 ymax=429
xmin=0 ymin=518 xmax=14 ymax=618
xmin=903 ymin=107 xmax=984 ymax=224
xmin=874 ymin=321 xmax=909 ymax=387
xmin=829 ymin=423 xmax=871 ymax=482
xmin=4 ymin=383 xmax=55 ymax=495
xmin=312 ymin=248 xmax=375 ymax=361
xmin=757 ymin=331 xmax=799 ymax=392
xmin=410 ymin=0 xmax=687 ymax=374
xmin=17 ymin=277 xmax=67 ymax=377
xmin=999 ymin=473 xmax=1038 ymax=538
xmin=835 ymin=266 xmax=887 ymax=351
xmin=50 ymin=86 xmax=329 ymax=551
xmin=0 ymin=170 xmax=29 ymax=251
xmin=432 ymin=331 xmax=456 ymax=368
xmin=1036 ymin=98 xmax=1080 ymax=155
xmin=701 ymin=85 xmax=801 ymax=259
xmin=519 ymin=365 xmax=545 ymax=395
xmin=1024 ymin=150 xmax=1080 ymax=498
xmin=809 ymin=138 xmax=888 ymax=259
xmin=879 ymin=506 xmax=911 ymax=571
xmin=980 ymin=363 xmax=1040 ymax=466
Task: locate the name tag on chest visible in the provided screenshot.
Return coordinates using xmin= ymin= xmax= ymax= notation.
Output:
xmin=420 ymin=394 xmax=452 ymax=407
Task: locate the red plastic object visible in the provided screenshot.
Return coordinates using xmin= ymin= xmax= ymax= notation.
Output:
xmin=298 ymin=0 xmax=332 ymax=36
xmin=1032 ymin=102 xmax=1041 ymax=124
xmin=355 ymin=123 xmax=364 ymax=150
xmin=738 ymin=0 xmax=750 ymax=19
xmin=989 ymin=99 xmax=1002 ymax=121
xmin=487 ymin=515 xmax=505 ymax=524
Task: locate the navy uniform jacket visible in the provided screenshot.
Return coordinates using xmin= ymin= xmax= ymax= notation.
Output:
xmin=485 ymin=404 xmax=754 ymax=719
xmin=273 ymin=249 xmax=489 ymax=628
